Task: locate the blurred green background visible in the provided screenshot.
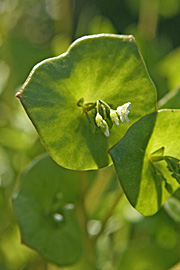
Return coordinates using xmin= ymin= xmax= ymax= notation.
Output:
xmin=0 ymin=0 xmax=180 ymax=269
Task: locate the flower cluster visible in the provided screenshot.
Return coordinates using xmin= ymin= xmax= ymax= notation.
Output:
xmin=95 ymin=100 xmax=131 ymax=137
xmin=77 ymin=98 xmax=131 ymax=137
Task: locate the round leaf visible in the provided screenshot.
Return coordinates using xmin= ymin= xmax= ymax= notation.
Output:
xmin=13 ymin=154 xmax=83 ymax=266
xmin=16 ymin=34 xmax=157 ymax=170
xmin=109 ymin=110 xmax=180 ymax=216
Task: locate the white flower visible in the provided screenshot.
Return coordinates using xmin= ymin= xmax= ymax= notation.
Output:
xmin=100 ymin=120 xmax=109 ymax=137
xmin=117 ymin=102 xmax=131 ymax=123
xmin=110 ymin=109 xmax=119 ymax=125
xmin=95 ymin=112 xmax=103 ymax=127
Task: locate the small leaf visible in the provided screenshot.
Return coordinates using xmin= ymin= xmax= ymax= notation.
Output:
xmin=16 ymin=34 xmax=157 ymax=170
xmin=109 ymin=110 xmax=180 ymax=216
xmin=77 ymin=97 xmax=84 ymax=107
xmin=150 ymin=146 xmax=165 ymax=162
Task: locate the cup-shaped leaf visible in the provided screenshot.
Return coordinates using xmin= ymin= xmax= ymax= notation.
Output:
xmin=16 ymin=34 xmax=157 ymax=170
xmin=13 ymin=155 xmax=84 ymax=266
xmin=109 ymin=110 xmax=180 ymax=216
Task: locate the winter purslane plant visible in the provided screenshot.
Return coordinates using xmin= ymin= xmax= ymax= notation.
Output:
xmin=14 ymin=34 xmax=180 ymax=267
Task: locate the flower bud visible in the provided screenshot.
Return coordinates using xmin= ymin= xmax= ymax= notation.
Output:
xmin=95 ymin=112 xmax=103 ymax=127
xmin=100 ymin=120 xmax=109 ymax=137
xmin=110 ymin=109 xmax=119 ymax=125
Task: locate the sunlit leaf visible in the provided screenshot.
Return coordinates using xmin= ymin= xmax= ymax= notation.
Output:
xmin=16 ymin=34 xmax=157 ymax=170
xmin=110 ymin=110 xmax=180 ymax=216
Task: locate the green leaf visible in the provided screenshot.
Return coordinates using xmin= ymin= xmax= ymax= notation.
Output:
xmin=16 ymin=34 xmax=157 ymax=170
xmin=150 ymin=146 xmax=165 ymax=162
xmin=109 ymin=110 xmax=180 ymax=216
xmin=13 ymin=154 xmax=83 ymax=266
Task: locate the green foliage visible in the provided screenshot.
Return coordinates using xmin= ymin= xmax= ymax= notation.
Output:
xmin=110 ymin=110 xmax=180 ymax=216
xmin=16 ymin=34 xmax=157 ymax=170
xmin=13 ymin=154 xmax=83 ymax=266
xmin=1 ymin=0 xmax=180 ymax=269
xmin=14 ymin=32 xmax=180 ymax=267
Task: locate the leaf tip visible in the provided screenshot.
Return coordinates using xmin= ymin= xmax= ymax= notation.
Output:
xmin=128 ymin=35 xmax=135 ymax=41
xmin=108 ymin=145 xmax=114 ymax=157
xmin=21 ymin=237 xmax=26 ymax=245
xmin=15 ymin=91 xmax=21 ymax=98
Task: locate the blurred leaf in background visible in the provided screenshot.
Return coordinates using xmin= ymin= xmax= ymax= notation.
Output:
xmin=0 ymin=0 xmax=180 ymax=269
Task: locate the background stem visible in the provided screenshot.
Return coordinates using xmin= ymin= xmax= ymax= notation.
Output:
xmin=78 ymin=171 xmax=97 ymax=266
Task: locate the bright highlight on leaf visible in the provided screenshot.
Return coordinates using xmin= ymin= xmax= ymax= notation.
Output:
xmin=109 ymin=109 xmax=180 ymax=216
xmin=16 ymin=34 xmax=157 ymax=170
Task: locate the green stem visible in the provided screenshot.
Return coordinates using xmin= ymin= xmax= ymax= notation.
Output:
xmin=138 ymin=0 xmax=158 ymax=39
xmin=78 ymin=172 xmax=96 ymax=266
xmin=93 ymin=191 xmax=123 ymax=242
xmin=100 ymin=100 xmax=111 ymax=110
xmin=85 ymin=167 xmax=114 ymax=215
xmin=85 ymin=111 xmax=91 ymax=124
xmin=78 ymin=171 xmax=89 ymax=237
xmin=164 ymin=156 xmax=180 ymax=163
xmin=149 ymin=155 xmax=178 ymax=163
xmin=96 ymin=100 xmax=100 ymax=113
xmin=149 ymin=155 xmax=164 ymax=162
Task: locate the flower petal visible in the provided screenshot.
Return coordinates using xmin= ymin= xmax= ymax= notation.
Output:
xmin=116 ymin=106 xmax=122 ymax=115
xmin=104 ymin=127 xmax=109 ymax=137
